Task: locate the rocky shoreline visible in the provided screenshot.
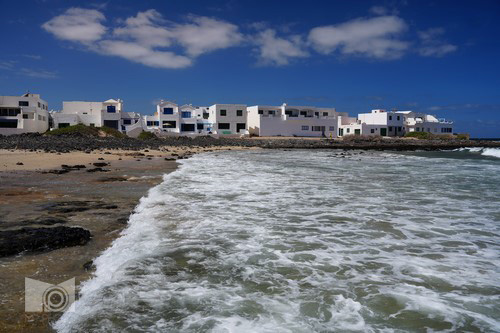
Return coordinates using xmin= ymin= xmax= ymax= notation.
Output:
xmin=0 ymin=132 xmax=499 ymax=153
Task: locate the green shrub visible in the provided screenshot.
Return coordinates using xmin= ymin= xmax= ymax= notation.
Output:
xmin=46 ymin=124 xmax=125 ymax=138
xmin=137 ymin=131 xmax=157 ymax=140
xmin=456 ymin=133 xmax=470 ymax=140
xmin=342 ymin=134 xmax=383 ymax=142
xmin=405 ymin=131 xmax=432 ymax=139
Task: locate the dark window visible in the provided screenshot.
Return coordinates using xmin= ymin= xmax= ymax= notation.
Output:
xmin=163 ymin=107 xmax=173 ymax=115
xmin=302 ymin=125 xmax=309 ymax=130
xmin=218 ymin=123 xmax=230 ymax=130
xmin=397 ymin=116 xmax=400 ymax=120
xmin=103 ymin=120 xmax=119 ymax=129
xmin=162 ymin=121 xmax=176 ymax=128
xmin=220 ymin=109 xmax=227 ymax=116
xmin=315 ymin=112 xmax=319 ymax=117
xmin=236 ymin=123 xmax=246 ymax=132
xmin=346 ymin=128 xmax=350 ymax=133
xmin=121 ymin=125 xmax=126 ymax=131
xmin=203 ymin=112 xmax=209 ymax=119
xmin=181 ymin=123 xmax=195 ymax=132
xmin=329 ymin=126 xmax=335 ymax=131
xmin=371 ymin=129 xmax=375 ymax=133
xmin=58 ymin=123 xmax=70 ymax=128
xmin=389 ymin=126 xmax=393 ymax=131
xmin=312 ymin=126 xmax=325 ymax=132
xmin=123 ymin=119 xmax=132 ymax=125
xmin=90 ymin=123 xmax=95 ymax=127
xmin=22 ymin=114 xmax=28 ymax=119
xmin=323 ymin=112 xmax=329 ymax=116
xmin=237 ymin=110 xmax=243 ymax=116
xmin=107 ymin=105 xmax=116 ymax=113
xmin=398 ymin=127 xmax=402 ymax=132
xmin=181 ymin=111 xmax=191 ymax=118
xmin=197 ymin=123 xmax=204 ymax=130
xmin=258 ymin=110 xmax=263 ymax=115
xmin=268 ymin=110 xmax=275 ymax=115
xmin=19 ymin=101 xmax=29 ymax=107
xmin=285 ymin=110 xmax=292 ymax=116
xmin=300 ymin=111 xmax=307 ymax=117
xmin=389 ymin=115 xmax=392 ymax=120
xmin=8 ymin=109 xmax=20 ymax=116
xmin=0 ymin=119 xmax=18 ymax=128
xmin=38 ymin=102 xmax=41 ymax=108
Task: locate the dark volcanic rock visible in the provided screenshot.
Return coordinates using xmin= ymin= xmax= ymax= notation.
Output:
xmin=87 ymin=167 xmax=110 ymax=173
xmin=92 ymin=162 xmax=109 ymax=167
xmin=43 ymin=201 xmax=119 ymax=214
xmin=0 ymin=226 xmax=92 ymax=257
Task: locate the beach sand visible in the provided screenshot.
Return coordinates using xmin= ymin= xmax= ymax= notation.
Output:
xmin=0 ymin=146 xmax=254 ymax=332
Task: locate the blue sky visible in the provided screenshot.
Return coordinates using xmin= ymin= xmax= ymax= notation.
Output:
xmin=1 ymin=0 xmax=499 ymax=137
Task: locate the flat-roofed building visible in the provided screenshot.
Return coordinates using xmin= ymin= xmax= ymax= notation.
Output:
xmin=0 ymin=93 xmax=49 ymax=135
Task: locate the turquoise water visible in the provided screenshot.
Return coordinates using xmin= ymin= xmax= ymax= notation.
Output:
xmin=56 ymin=149 xmax=500 ymax=332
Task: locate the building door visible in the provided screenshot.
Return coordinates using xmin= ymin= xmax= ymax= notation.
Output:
xmin=339 ymin=128 xmax=344 ymax=136
xmin=380 ymin=128 xmax=387 ymax=136
xmin=354 ymin=129 xmax=361 ymax=135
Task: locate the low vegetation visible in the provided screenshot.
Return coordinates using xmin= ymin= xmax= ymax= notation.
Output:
xmin=342 ymin=134 xmax=383 ymax=142
xmin=46 ymin=124 xmax=125 ymax=138
xmin=404 ymin=132 xmax=463 ymax=140
xmin=137 ymin=131 xmax=157 ymax=140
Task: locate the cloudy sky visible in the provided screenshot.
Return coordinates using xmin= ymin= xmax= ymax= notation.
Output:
xmin=1 ymin=0 xmax=499 ymax=137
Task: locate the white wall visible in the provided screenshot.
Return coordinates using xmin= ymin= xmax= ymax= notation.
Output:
xmin=0 ymin=94 xmax=49 ymax=135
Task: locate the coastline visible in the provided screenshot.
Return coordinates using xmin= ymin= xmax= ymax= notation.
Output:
xmin=0 ymin=145 xmax=253 ymax=332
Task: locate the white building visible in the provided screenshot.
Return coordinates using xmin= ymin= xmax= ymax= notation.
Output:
xmin=248 ymin=103 xmax=346 ymax=137
xmin=208 ymin=104 xmax=248 ymax=135
xmin=144 ymin=100 xmax=215 ymax=136
xmin=0 ymin=93 xmax=49 ymax=135
xmin=50 ymin=98 xmax=142 ymax=136
xmin=338 ymin=109 xmax=453 ymax=137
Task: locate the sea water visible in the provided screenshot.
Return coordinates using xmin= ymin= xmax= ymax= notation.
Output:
xmin=55 ymin=149 xmax=500 ymax=332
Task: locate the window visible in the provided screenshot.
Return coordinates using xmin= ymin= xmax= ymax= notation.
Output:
xmin=416 ymin=127 xmax=420 ymax=132
xmin=220 ymin=109 xmax=227 ymax=116
xmin=163 ymin=121 xmax=176 ymax=128
xmin=90 ymin=123 xmax=95 ymax=127
xmin=181 ymin=124 xmax=195 ymax=132
xmin=397 ymin=116 xmax=400 ymax=120
xmin=38 ymin=115 xmax=42 ymax=120
xmin=147 ymin=121 xmax=160 ymax=127
xmin=389 ymin=115 xmax=392 ymax=120
xmin=300 ymin=111 xmax=307 ymax=117
xmin=19 ymin=101 xmax=29 ymax=107
xmin=6 ymin=108 xmax=20 ymax=116
xmin=197 ymin=123 xmax=204 ymax=130
xmin=237 ymin=110 xmax=243 ymax=116
xmin=123 ymin=119 xmax=131 ymax=125
xmin=0 ymin=119 xmax=18 ymax=128
xmin=22 ymin=114 xmax=28 ymax=119
xmin=398 ymin=127 xmax=402 ymax=132
xmin=315 ymin=112 xmax=319 ymax=117
xmin=285 ymin=110 xmax=292 ymax=116
xmin=427 ymin=128 xmax=431 ymax=132
xmin=323 ymin=112 xmax=329 ymax=117
xmin=371 ymin=129 xmax=375 ymax=134
xmin=346 ymin=128 xmax=350 ymax=133
xmin=268 ymin=110 xmax=275 ymax=115
xmin=389 ymin=126 xmax=393 ymax=131
xmin=236 ymin=123 xmax=246 ymax=132
xmin=181 ymin=111 xmax=191 ymax=118
xmin=301 ymin=125 xmax=309 ymax=131
xmin=58 ymin=123 xmax=70 ymax=128
xmin=163 ymin=107 xmax=173 ymax=114
xmin=218 ymin=123 xmax=230 ymax=130
xmin=312 ymin=126 xmax=325 ymax=132
xmin=203 ymin=112 xmax=209 ymax=119
xmin=38 ymin=102 xmax=41 ymax=108
xmin=258 ymin=110 xmax=264 ymax=115
xmin=329 ymin=126 xmax=335 ymax=131
xmin=107 ymin=105 xmax=116 ymax=113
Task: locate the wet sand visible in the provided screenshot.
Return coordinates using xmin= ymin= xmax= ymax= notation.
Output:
xmin=0 ymin=146 xmax=254 ymax=332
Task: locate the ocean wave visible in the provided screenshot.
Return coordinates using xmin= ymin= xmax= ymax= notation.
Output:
xmin=455 ymin=147 xmax=500 ymax=158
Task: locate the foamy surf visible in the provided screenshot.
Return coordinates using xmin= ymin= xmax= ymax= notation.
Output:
xmin=55 ymin=150 xmax=500 ymax=332
xmin=455 ymin=147 xmax=500 ymax=158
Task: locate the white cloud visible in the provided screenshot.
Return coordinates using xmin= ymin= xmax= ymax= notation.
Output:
xmin=42 ymin=8 xmax=243 ymax=69
xmin=370 ymin=6 xmax=389 ymax=15
xmin=20 ymin=68 xmax=58 ymax=79
xmin=113 ymin=9 xmax=174 ymax=48
xmin=308 ymin=15 xmax=409 ymax=59
xmin=41 ymin=8 xmax=107 ymax=43
xmin=418 ymin=28 xmax=457 ymax=57
xmin=254 ymin=29 xmax=309 ymax=66
xmin=173 ymin=16 xmax=244 ymax=56
xmin=22 ymin=54 xmax=42 ymax=60
xmin=98 ymin=40 xmax=192 ymax=69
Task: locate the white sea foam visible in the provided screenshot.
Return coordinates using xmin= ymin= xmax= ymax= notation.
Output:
xmin=55 ymin=150 xmax=500 ymax=332
xmin=455 ymin=147 xmax=500 ymax=158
